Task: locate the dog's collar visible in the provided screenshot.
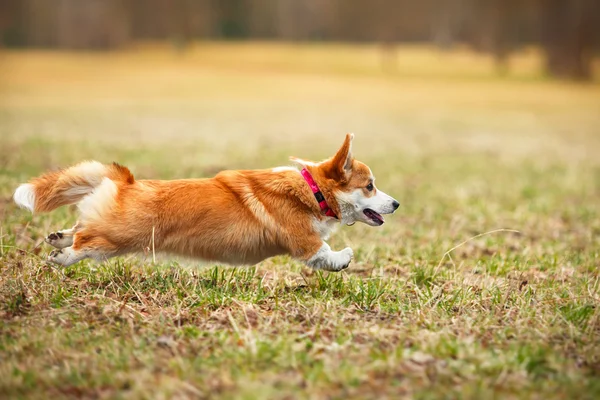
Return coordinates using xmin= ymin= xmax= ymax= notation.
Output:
xmin=300 ymin=168 xmax=338 ymax=219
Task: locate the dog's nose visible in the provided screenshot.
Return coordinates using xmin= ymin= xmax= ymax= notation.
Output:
xmin=392 ymin=200 xmax=400 ymax=210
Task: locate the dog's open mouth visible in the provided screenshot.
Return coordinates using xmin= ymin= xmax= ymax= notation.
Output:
xmin=364 ymin=208 xmax=384 ymax=226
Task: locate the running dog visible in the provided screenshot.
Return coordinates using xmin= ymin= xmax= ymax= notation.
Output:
xmin=14 ymin=134 xmax=399 ymax=271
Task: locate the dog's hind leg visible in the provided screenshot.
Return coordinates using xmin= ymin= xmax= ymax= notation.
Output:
xmin=48 ymin=176 xmax=125 ymax=266
xmin=48 ymin=247 xmax=89 ymax=266
xmin=45 ymin=221 xmax=82 ymax=249
xmin=47 ymin=229 xmax=118 ymax=267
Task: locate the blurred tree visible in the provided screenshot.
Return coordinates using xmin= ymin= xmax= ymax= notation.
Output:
xmin=488 ymin=0 xmax=515 ymax=75
xmin=540 ymin=0 xmax=597 ymax=80
xmin=0 ymin=0 xmax=25 ymax=47
xmin=166 ymin=0 xmax=191 ymax=51
xmin=246 ymin=0 xmax=277 ymax=38
xmin=432 ymin=0 xmax=465 ymax=50
xmin=129 ymin=0 xmax=169 ymax=40
xmin=1 ymin=0 xmax=598 ymax=79
xmin=215 ymin=0 xmax=248 ymax=39
xmin=372 ymin=0 xmax=402 ymax=72
xmin=21 ymin=0 xmax=58 ymax=47
xmin=55 ymin=0 xmax=130 ymax=49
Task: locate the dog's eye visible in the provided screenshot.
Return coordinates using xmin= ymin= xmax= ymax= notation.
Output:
xmin=366 ymin=183 xmax=374 ymax=191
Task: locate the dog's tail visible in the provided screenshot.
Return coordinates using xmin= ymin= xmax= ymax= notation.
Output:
xmin=13 ymin=161 xmax=135 ymax=213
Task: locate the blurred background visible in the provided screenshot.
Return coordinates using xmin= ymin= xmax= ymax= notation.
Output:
xmin=2 ymin=3 xmax=600 ymax=397
xmin=1 ymin=0 xmax=600 ymax=79
xmin=0 ymin=0 xmax=599 ymax=225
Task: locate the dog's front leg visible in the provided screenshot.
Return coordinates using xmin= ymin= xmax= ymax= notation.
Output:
xmin=305 ymin=242 xmax=353 ymax=272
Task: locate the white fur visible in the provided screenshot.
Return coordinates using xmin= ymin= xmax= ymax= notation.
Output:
xmin=361 ymin=188 xmax=398 ymax=213
xmin=63 ymin=186 xmax=95 ymax=198
xmin=336 ymin=185 xmax=398 ymax=226
xmin=77 ymin=177 xmax=118 ymax=222
xmin=47 ymin=247 xmax=83 ymax=266
xmin=46 ymin=224 xmax=79 ymax=249
xmin=312 ymin=217 xmax=339 ymax=240
xmin=46 ymin=233 xmax=74 ymax=249
xmin=47 ymin=246 xmax=100 ymax=266
xmin=63 ymin=162 xmax=110 ymax=201
xmin=69 ymin=161 xmax=107 ymax=186
xmin=306 ymin=242 xmax=353 ymax=271
xmin=13 ymin=183 xmax=36 ymax=212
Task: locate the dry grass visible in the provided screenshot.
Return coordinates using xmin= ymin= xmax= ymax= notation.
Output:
xmin=1 ymin=43 xmax=600 ymax=399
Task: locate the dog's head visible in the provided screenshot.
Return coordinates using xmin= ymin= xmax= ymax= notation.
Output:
xmin=292 ymin=133 xmax=399 ymax=226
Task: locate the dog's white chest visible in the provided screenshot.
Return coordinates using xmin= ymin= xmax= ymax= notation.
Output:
xmin=312 ymin=217 xmax=339 ymax=240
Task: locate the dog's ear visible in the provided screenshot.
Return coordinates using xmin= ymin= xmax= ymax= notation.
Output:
xmin=324 ymin=133 xmax=354 ymax=180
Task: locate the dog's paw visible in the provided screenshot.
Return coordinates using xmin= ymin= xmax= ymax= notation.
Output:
xmin=48 ymin=248 xmax=63 ymax=264
xmin=48 ymin=248 xmax=74 ymax=266
xmin=324 ymin=247 xmax=353 ymax=272
xmin=46 ymin=231 xmax=73 ymax=249
xmin=47 ymin=247 xmax=82 ymax=267
xmin=339 ymin=247 xmax=354 ymax=270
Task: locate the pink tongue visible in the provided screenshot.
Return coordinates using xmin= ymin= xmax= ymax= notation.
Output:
xmin=372 ymin=212 xmax=384 ymax=223
xmin=366 ymin=209 xmax=384 ymax=223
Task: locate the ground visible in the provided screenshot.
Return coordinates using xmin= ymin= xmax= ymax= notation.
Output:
xmin=0 ymin=43 xmax=599 ymax=399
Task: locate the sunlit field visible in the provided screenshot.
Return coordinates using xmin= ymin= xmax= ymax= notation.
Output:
xmin=1 ymin=43 xmax=599 ymax=399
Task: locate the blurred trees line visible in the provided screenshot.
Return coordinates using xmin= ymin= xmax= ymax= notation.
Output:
xmin=1 ymin=0 xmax=598 ymax=79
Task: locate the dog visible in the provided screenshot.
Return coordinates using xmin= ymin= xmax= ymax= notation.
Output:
xmin=13 ymin=134 xmax=399 ymax=271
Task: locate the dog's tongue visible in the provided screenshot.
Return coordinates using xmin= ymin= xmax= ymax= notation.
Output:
xmin=364 ymin=209 xmax=384 ymax=225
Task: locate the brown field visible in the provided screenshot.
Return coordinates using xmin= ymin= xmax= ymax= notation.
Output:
xmin=1 ymin=43 xmax=600 ymax=399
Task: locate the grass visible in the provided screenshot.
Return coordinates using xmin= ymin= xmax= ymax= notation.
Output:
xmin=1 ymin=42 xmax=600 ymax=399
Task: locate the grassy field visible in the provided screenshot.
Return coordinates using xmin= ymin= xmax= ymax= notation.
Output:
xmin=1 ymin=43 xmax=600 ymax=399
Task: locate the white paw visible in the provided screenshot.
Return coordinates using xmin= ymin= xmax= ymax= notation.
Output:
xmin=46 ymin=232 xmax=73 ymax=249
xmin=48 ymin=248 xmax=64 ymax=265
xmin=325 ymin=247 xmax=353 ymax=272
xmin=47 ymin=247 xmax=78 ymax=266
xmin=306 ymin=243 xmax=354 ymax=272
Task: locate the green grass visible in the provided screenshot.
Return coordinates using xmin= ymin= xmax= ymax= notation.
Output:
xmin=1 ymin=43 xmax=599 ymax=399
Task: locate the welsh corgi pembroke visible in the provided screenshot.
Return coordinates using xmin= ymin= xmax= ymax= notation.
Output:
xmin=13 ymin=134 xmax=399 ymax=271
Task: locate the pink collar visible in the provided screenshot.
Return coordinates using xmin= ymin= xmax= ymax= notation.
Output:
xmin=300 ymin=168 xmax=338 ymax=219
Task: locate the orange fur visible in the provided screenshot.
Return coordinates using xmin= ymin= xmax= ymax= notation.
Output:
xmin=28 ymin=161 xmax=134 ymax=212
xmin=14 ymin=134 xmax=399 ymax=270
